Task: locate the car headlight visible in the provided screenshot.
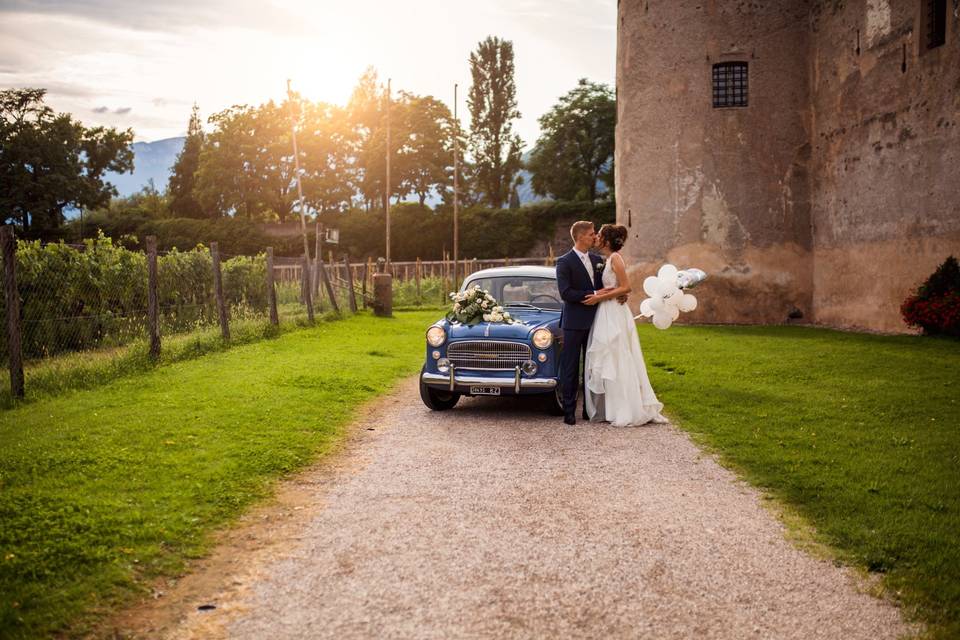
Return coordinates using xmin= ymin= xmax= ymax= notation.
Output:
xmin=426 ymin=326 xmax=446 ymax=347
xmin=532 ymin=328 xmax=553 ymax=349
xmin=437 ymin=358 xmax=451 ymax=372
xmin=521 ymin=360 xmax=538 ymax=376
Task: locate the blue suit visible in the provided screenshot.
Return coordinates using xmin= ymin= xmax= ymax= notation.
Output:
xmin=556 ymin=250 xmax=604 ymax=417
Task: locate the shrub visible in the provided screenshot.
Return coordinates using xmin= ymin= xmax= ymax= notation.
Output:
xmin=901 ymin=256 xmax=960 ymax=337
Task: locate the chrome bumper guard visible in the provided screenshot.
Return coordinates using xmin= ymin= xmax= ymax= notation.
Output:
xmin=421 ymin=364 xmax=557 ymax=394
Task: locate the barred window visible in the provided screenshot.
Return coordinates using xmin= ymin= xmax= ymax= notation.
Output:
xmin=712 ymin=62 xmax=748 ymax=108
xmin=923 ymin=0 xmax=947 ymax=50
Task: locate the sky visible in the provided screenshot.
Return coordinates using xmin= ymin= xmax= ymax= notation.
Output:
xmin=0 ymin=0 xmax=616 ymax=145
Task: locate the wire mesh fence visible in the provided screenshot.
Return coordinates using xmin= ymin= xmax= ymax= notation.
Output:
xmin=1 ymin=226 xmax=556 ymax=400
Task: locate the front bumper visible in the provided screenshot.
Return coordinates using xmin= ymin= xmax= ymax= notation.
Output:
xmin=421 ymin=365 xmax=557 ymax=394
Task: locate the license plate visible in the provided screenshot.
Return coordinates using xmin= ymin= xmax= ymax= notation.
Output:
xmin=470 ymin=386 xmax=501 ymax=396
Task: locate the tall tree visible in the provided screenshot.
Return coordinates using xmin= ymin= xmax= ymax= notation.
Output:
xmin=347 ymin=67 xmax=387 ymax=212
xmin=527 ymin=79 xmax=615 ymax=201
xmin=167 ymin=103 xmax=205 ymax=218
xmin=299 ymin=100 xmax=356 ymax=214
xmin=194 ymin=105 xmax=264 ymax=220
xmin=467 ymin=36 xmax=524 ymax=209
xmin=393 ymin=92 xmax=460 ymax=207
xmin=0 ymin=88 xmax=134 ymax=233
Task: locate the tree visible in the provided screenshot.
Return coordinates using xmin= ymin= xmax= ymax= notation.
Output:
xmin=347 ymin=67 xmax=387 ymax=212
xmin=0 ymin=88 xmax=134 ymax=234
xmin=299 ymin=100 xmax=356 ymax=214
xmin=194 ymin=102 xmax=297 ymax=222
xmin=393 ymin=92 xmax=460 ymax=207
xmin=467 ymin=36 xmax=524 ymax=209
xmin=167 ymin=103 xmax=205 ymax=218
xmin=527 ymin=79 xmax=615 ymax=201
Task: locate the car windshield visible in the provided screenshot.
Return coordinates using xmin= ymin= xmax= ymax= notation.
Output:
xmin=461 ymin=276 xmax=561 ymax=310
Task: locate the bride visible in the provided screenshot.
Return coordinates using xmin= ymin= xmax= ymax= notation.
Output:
xmin=583 ymin=224 xmax=668 ymax=427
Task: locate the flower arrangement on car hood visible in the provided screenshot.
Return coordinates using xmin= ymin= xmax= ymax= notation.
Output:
xmin=447 ymin=285 xmax=514 ymax=325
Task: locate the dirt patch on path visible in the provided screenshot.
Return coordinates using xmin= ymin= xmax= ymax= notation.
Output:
xmin=103 ymin=377 xmax=915 ymax=639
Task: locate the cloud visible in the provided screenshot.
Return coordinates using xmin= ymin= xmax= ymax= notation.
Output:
xmin=114 ymin=106 xmax=131 ymax=114
xmin=92 ymin=105 xmax=109 ymax=113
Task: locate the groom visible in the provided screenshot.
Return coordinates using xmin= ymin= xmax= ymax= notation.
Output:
xmin=555 ymin=221 xmax=624 ymax=425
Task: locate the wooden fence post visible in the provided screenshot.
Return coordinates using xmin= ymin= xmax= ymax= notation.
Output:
xmin=318 ymin=259 xmax=340 ymax=313
xmin=211 ymin=241 xmax=230 ymax=341
xmin=146 ymin=236 xmax=160 ymax=358
xmin=1 ymin=226 xmax=24 ymax=399
xmin=314 ymin=222 xmax=322 ymax=296
xmin=343 ymin=255 xmax=358 ymax=312
xmin=361 ymin=259 xmax=369 ymax=309
xmin=266 ymin=247 xmax=279 ymax=326
xmin=415 ymin=257 xmax=422 ymax=306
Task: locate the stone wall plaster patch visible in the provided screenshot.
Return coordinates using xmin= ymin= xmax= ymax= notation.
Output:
xmin=865 ymin=0 xmax=891 ymax=48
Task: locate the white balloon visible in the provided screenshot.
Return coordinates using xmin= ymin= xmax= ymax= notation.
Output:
xmin=678 ymin=293 xmax=698 ymax=312
xmin=670 ymin=305 xmax=680 ymax=321
xmin=639 ymin=298 xmax=654 ymax=317
xmin=643 ymin=276 xmax=661 ymax=298
xmin=649 ymin=296 xmax=666 ymax=313
xmin=662 ymin=290 xmax=682 ymax=308
xmin=652 ymin=311 xmax=673 ymax=330
xmin=657 ymin=264 xmax=678 ymax=282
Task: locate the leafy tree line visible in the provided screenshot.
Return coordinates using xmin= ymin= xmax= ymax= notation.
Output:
xmin=2 ymin=36 xmax=616 ymax=238
xmin=67 ymin=200 xmax=615 ymax=261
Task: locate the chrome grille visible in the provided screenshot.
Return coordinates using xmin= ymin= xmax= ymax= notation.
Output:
xmin=447 ymin=340 xmax=531 ymax=371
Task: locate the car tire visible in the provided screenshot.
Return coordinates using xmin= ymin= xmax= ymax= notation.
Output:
xmin=544 ymin=383 xmax=565 ymax=415
xmin=419 ymin=367 xmax=461 ymax=411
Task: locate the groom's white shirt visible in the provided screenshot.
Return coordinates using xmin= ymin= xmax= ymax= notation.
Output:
xmin=572 ymin=247 xmax=594 ymax=284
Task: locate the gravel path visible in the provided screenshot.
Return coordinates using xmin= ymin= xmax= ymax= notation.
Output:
xmin=153 ymin=378 xmax=911 ymax=640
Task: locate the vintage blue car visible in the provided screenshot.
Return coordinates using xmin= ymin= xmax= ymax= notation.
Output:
xmin=419 ymin=265 xmax=565 ymax=413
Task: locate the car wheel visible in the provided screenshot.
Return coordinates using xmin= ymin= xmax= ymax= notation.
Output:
xmin=419 ymin=367 xmax=461 ymax=411
xmin=544 ymin=383 xmax=565 ymax=415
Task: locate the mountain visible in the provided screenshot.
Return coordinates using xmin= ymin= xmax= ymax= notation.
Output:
xmin=105 ymin=137 xmax=185 ymax=197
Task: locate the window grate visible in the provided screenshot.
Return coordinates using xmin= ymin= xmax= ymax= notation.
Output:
xmin=925 ymin=0 xmax=947 ymax=50
xmin=712 ymin=62 xmax=748 ymax=108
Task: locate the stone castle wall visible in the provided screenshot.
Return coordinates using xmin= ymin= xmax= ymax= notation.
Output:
xmin=616 ymin=0 xmax=960 ymax=332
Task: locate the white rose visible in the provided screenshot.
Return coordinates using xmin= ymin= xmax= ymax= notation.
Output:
xmin=481 ymin=301 xmax=488 ymax=309
xmin=502 ymin=312 xmax=511 ymax=319
xmin=483 ymin=313 xmax=492 ymax=322
xmin=453 ymin=302 xmax=461 ymax=311
xmin=492 ymin=313 xmax=503 ymax=322
xmin=493 ymin=306 xmax=503 ymax=313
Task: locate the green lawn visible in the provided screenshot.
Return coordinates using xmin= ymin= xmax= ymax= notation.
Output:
xmin=0 ymin=310 xmax=438 ymax=638
xmin=1 ymin=320 xmax=957 ymax=638
xmin=640 ymin=324 xmax=960 ymax=639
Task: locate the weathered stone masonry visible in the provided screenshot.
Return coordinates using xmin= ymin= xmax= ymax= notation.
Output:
xmin=616 ymin=0 xmax=959 ymax=332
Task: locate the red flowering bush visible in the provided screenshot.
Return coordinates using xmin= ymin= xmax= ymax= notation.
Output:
xmin=901 ymin=256 xmax=960 ymax=337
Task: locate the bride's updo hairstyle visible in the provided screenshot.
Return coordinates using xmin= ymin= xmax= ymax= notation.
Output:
xmin=598 ymin=224 xmax=628 ymax=251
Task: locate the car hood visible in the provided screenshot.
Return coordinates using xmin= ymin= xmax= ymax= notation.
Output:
xmin=441 ymin=308 xmax=560 ymax=341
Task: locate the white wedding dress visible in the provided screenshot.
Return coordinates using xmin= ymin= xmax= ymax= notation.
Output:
xmin=585 ymin=256 xmax=668 ymax=427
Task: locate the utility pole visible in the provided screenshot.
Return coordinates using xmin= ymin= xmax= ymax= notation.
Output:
xmin=385 ymin=78 xmax=392 ymax=268
xmin=453 ymin=83 xmax=460 ymax=290
xmin=287 ymin=79 xmax=314 ymax=322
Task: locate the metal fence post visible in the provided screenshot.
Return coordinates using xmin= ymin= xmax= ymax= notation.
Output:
xmin=1 ymin=226 xmax=24 ymax=399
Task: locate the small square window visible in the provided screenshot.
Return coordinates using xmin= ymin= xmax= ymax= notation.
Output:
xmin=923 ymin=0 xmax=947 ymax=50
xmin=712 ymin=62 xmax=748 ymax=108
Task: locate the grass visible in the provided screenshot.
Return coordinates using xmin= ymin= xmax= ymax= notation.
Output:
xmin=639 ymin=324 xmax=960 ymax=639
xmin=2 ymin=318 xmax=957 ymax=638
xmin=0 ymin=309 xmax=439 ymax=638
